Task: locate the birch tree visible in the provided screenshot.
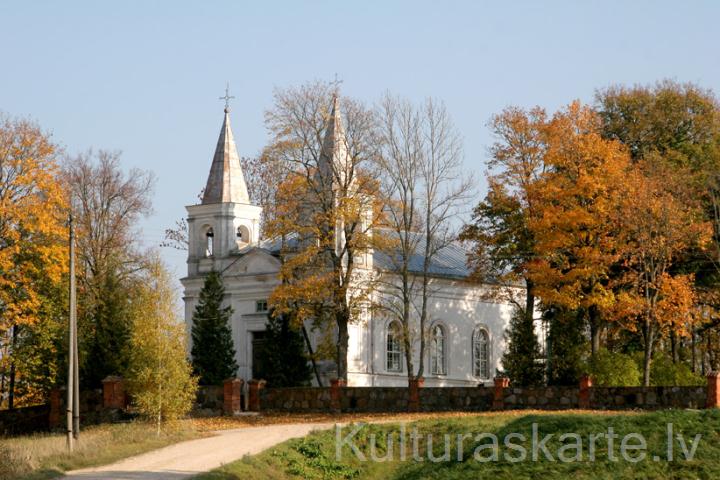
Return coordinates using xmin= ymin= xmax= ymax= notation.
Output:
xmin=125 ymin=259 xmax=197 ymax=434
xmin=376 ymin=94 xmax=472 ymax=381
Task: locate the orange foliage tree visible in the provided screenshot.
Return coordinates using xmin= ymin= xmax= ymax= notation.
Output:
xmin=612 ymin=162 xmax=710 ymax=385
xmin=527 ymin=102 xmax=632 ymax=355
xmin=0 ymin=115 xmax=68 ymax=407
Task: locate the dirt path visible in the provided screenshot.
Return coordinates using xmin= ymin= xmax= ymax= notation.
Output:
xmin=63 ymin=422 xmax=336 ymax=480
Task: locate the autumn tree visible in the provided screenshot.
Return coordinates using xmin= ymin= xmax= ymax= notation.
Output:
xmin=63 ymin=150 xmax=155 ymax=387
xmin=596 ymin=81 xmax=720 ymax=370
xmin=527 ymin=102 xmax=632 ymax=356
xmin=376 ymin=94 xmax=471 ymax=381
xmin=264 ymin=81 xmax=384 ymax=381
xmin=460 ymin=107 xmax=547 ymax=370
xmin=613 ymin=163 xmax=710 ymax=385
xmin=125 ymin=260 xmax=197 ymax=434
xmin=460 ymin=107 xmax=552 ymax=385
xmin=0 ymin=114 xmax=68 ymax=408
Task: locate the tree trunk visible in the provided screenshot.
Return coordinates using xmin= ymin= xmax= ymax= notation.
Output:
xmin=691 ymin=329 xmax=697 ymax=373
xmin=525 ymin=280 xmax=535 ymax=326
xmin=8 ymin=324 xmax=18 ymax=410
xmin=416 ymin=274 xmax=430 ymax=379
xmin=642 ymin=318 xmax=655 ymax=387
xmin=301 ymin=324 xmax=323 ymax=387
xmin=670 ymin=331 xmax=680 ymax=364
xmin=336 ymin=308 xmax=349 ymax=382
xmin=588 ymin=306 xmax=601 ymax=356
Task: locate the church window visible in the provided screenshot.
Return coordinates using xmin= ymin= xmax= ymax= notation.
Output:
xmin=205 ymin=228 xmax=214 ymax=257
xmin=256 ymin=300 xmax=268 ymax=313
xmin=430 ymin=324 xmax=446 ymax=375
xmin=386 ymin=321 xmax=402 ymax=372
xmin=473 ymin=327 xmax=490 ymax=379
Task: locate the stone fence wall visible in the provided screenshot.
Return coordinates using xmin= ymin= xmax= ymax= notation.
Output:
xmin=419 ymin=387 xmax=494 ymax=412
xmin=2 ymin=374 xmax=718 ymax=436
xmin=238 ymin=373 xmax=720 ymax=414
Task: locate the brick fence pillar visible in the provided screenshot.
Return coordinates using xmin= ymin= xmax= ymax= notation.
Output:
xmin=330 ymin=378 xmax=346 ymax=412
xmin=223 ymin=378 xmax=244 ymax=415
xmin=48 ymin=387 xmax=64 ymax=428
xmin=579 ymin=374 xmax=593 ymax=409
xmin=707 ymin=372 xmax=720 ymax=408
xmin=248 ymin=379 xmax=266 ymax=412
xmin=493 ymin=377 xmax=509 ymax=410
xmin=408 ymin=377 xmax=424 ymax=412
xmin=102 ymin=375 xmax=126 ymax=410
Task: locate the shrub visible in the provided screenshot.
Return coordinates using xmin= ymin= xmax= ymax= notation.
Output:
xmin=650 ymin=354 xmax=704 ymax=386
xmin=585 ymin=349 xmax=640 ymax=386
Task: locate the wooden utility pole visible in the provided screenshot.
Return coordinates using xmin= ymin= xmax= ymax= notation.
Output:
xmin=67 ymin=214 xmax=78 ymax=450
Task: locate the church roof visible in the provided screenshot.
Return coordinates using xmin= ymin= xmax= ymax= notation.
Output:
xmin=372 ymin=230 xmax=473 ymax=280
xmin=257 ymin=231 xmax=473 ymax=280
xmin=201 ymin=108 xmax=250 ymax=204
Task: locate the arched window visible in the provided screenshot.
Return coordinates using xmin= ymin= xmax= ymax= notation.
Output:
xmin=386 ymin=322 xmax=402 ymax=372
xmin=473 ymin=328 xmax=490 ymax=379
xmin=430 ymin=324 xmax=446 ymax=375
xmin=205 ymin=228 xmax=214 ymax=257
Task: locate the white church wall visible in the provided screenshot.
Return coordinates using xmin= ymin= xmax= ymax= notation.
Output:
xmin=347 ymin=278 xmax=514 ymax=387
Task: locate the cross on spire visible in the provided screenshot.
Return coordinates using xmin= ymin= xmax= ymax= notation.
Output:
xmin=330 ymin=73 xmax=343 ymax=96
xmin=219 ymin=82 xmax=235 ymax=112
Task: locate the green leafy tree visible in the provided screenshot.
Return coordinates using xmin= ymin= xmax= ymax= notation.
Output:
xmin=254 ymin=310 xmax=312 ymax=387
xmin=125 ymin=261 xmax=197 ymax=434
xmin=501 ymin=307 xmax=544 ymax=386
xmin=190 ymin=271 xmax=238 ymax=385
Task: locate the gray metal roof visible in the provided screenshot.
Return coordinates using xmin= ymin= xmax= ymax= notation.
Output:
xmin=258 ymin=231 xmax=472 ymax=280
xmin=372 ymin=231 xmax=472 ymax=279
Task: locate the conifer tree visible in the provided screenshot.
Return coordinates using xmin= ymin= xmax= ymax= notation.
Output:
xmin=546 ymin=307 xmax=587 ymax=386
xmin=501 ymin=307 xmax=544 ymax=386
xmin=255 ymin=310 xmax=312 ymax=387
xmin=191 ymin=271 xmax=238 ymax=385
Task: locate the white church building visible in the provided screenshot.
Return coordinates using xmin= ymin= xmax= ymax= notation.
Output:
xmin=181 ymin=101 xmax=518 ymax=387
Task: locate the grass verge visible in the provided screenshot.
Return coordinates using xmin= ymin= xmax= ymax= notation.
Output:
xmin=0 ymin=421 xmax=205 ymax=480
xmin=196 ymin=409 xmax=720 ymax=480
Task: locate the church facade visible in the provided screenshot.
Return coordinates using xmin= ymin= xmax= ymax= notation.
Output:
xmin=181 ymin=102 xmax=518 ymax=387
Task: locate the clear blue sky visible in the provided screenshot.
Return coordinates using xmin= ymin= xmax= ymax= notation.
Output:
xmin=1 ymin=0 xmax=718 ymax=281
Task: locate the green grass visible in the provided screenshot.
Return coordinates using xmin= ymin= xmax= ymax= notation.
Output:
xmin=0 ymin=421 xmax=204 ymax=480
xmin=197 ymin=410 xmax=720 ymax=480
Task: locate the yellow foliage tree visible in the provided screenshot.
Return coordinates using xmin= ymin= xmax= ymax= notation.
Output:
xmin=125 ymin=259 xmax=197 ymax=434
xmin=263 ymin=82 xmax=386 ymax=381
xmin=0 ymin=115 xmax=68 ymax=408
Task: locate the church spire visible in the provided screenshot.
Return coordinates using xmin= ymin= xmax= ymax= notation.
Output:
xmin=202 ymin=104 xmax=250 ymax=204
xmin=318 ymin=94 xmax=351 ymax=188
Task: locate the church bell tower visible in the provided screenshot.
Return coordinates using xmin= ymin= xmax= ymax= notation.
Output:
xmin=185 ymin=99 xmax=262 ymax=276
